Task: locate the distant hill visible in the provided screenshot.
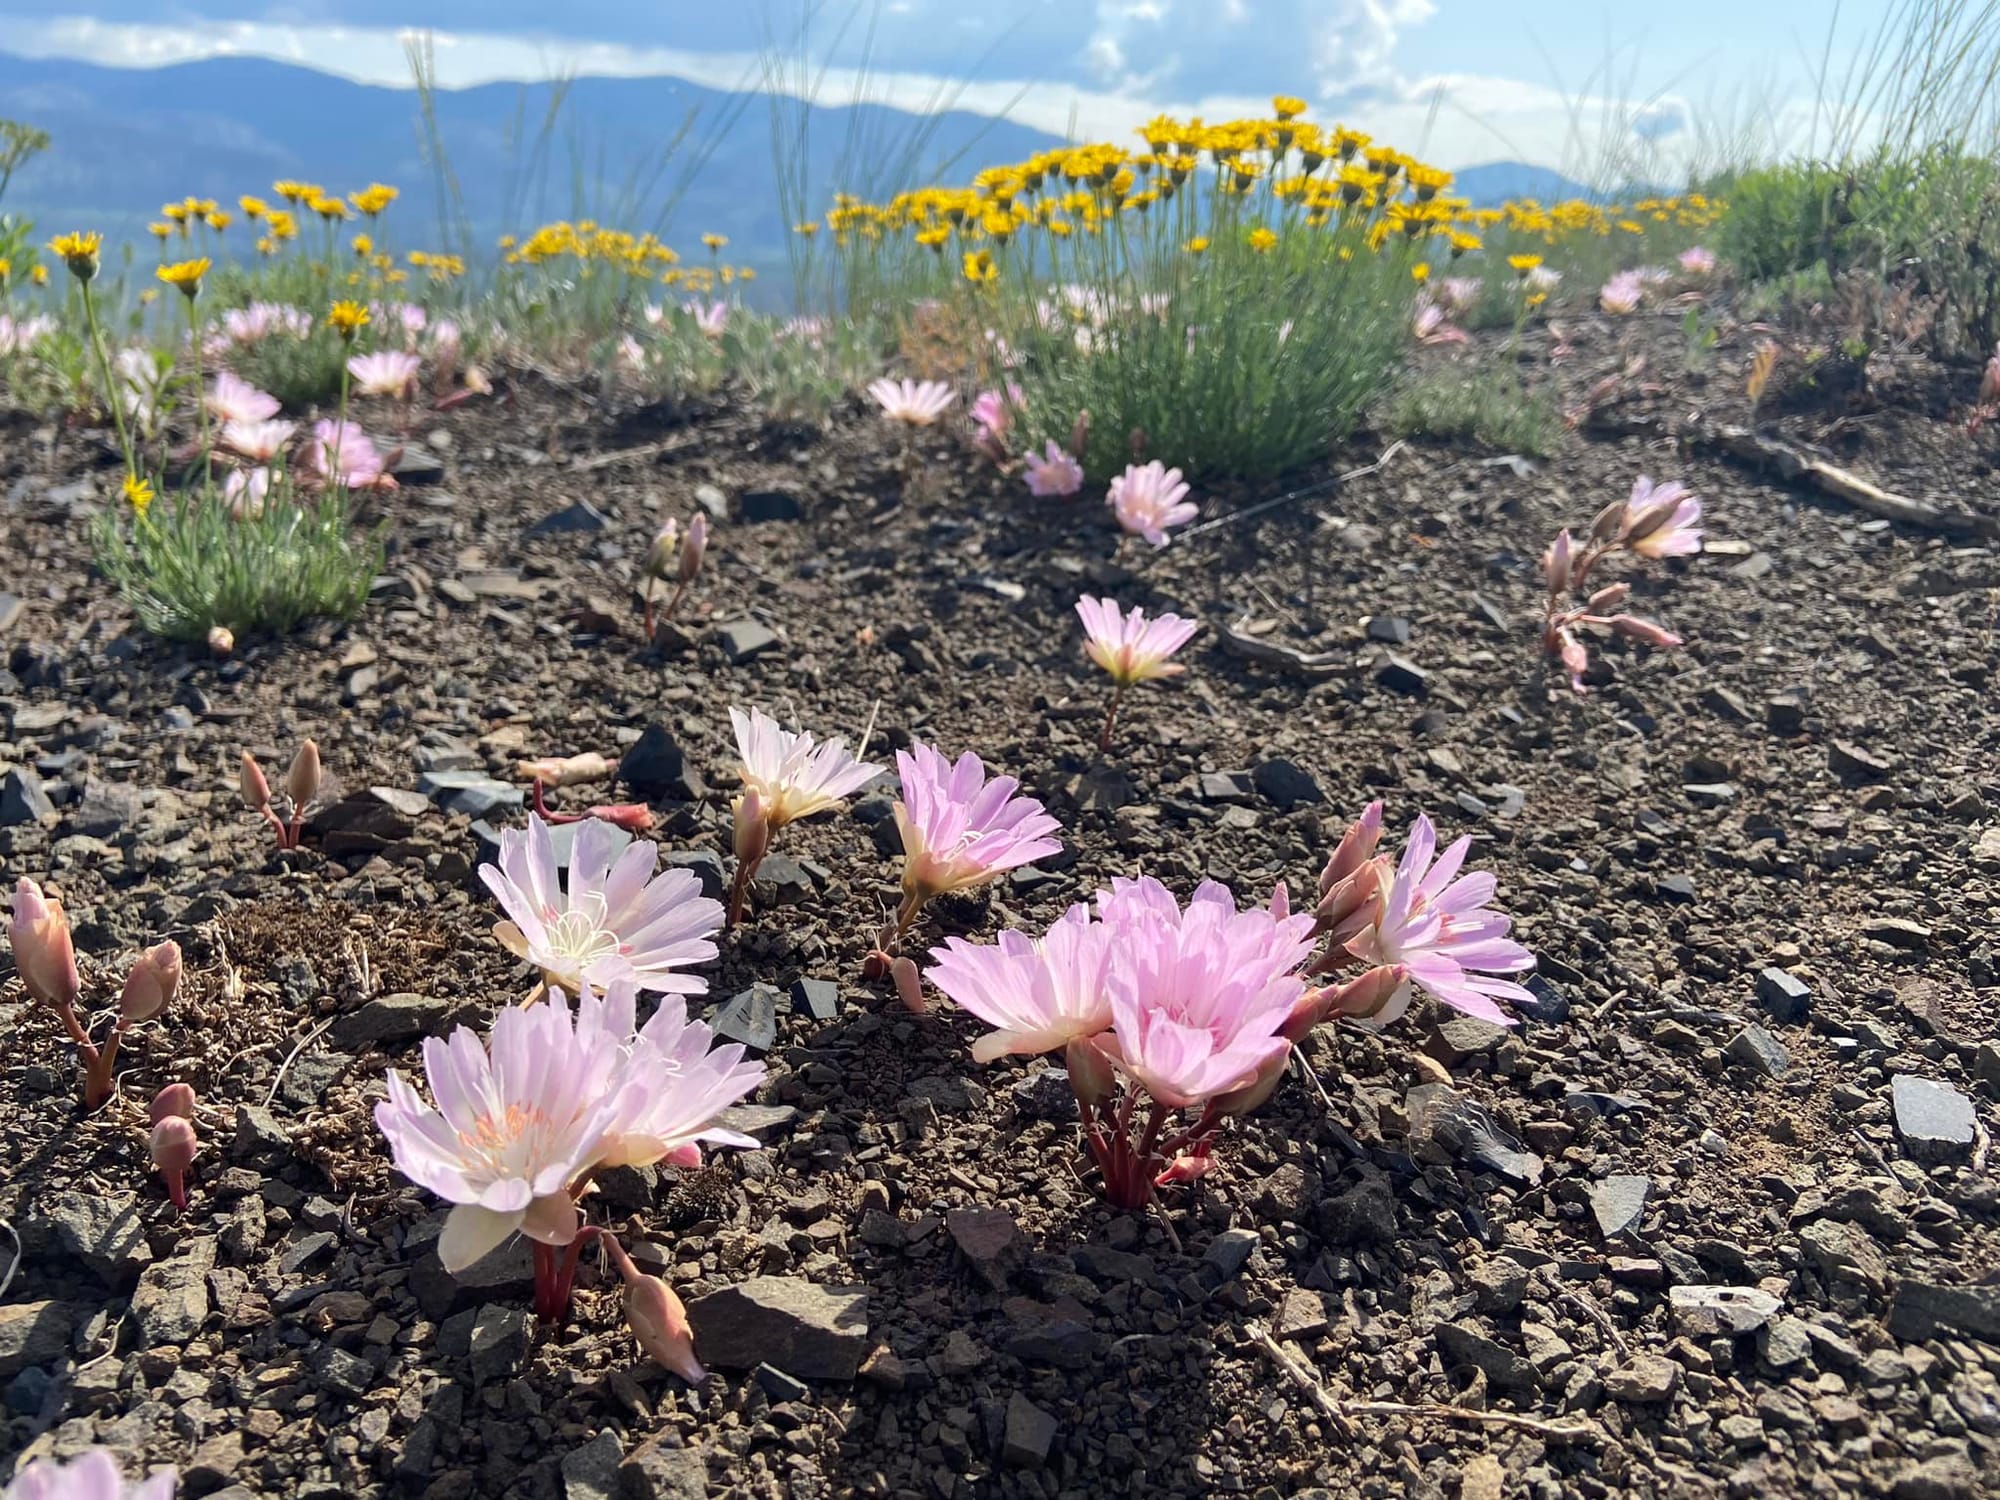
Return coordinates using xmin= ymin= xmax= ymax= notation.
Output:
xmin=0 ymin=53 xmax=1594 ymax=288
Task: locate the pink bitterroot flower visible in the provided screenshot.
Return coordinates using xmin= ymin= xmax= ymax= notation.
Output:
xmin=302 ymin=419 xmax=393 ymax=490
xmin=731 ymin=706 xmax=883 ymax=830
xmin=224 ymin=301 xmax=310 ymax=343
xmin=223 ymin=466 xmax=273 ymax=519
xmin=220 ymin=418 xmax=296 ymax=462
xmin=1678 ymin=246 xmax=1716 ymax=275
xmin=970 ymin=384 xmax=1022 ymax=441
xmin=1413 ymin=301 xmax=1469 ymax=345
xmin=373 ymin=994 xmax=633 ymax=1271
xmin=206 ymin=371 xmax=280 ymax=425
xmin=1599 ymin=270 xmax=1645 ymax=314
xmin=1076 ymin=595 xmax=1198 ymax=686
xmin=480 ymin=813 xmax=724 ymax=998
xmin=1437 ymin=276 xmax=1484 ymax=316
xmin=781 ymin=315 xmax=828 ymax=346
xmin=1023 ymin=441 xmax=1084 ymax=498
xmin=1527 ymin=265 xmax=1562 ymax=292
xmin=372 ymin=301 xmax=428 ymax=346
xmin=346 ymin=350 xmax=421 ymax=399
xmin=683 ymin=299 xmax=729 ymax=338
xmin=867 ymin=376 xmax=956 ymax=426
xmin=1108 ymin=460 xmax=1197 ymax=547
xmin=4 ymin=1449 xmax=179 ymax=1500
xmin=0 ymin=313 xmax=55 ymax=354
xmin=1090 ymin=876 xmax=1318 ymax=1110
xmin=1622 ymin=475 xmax=1703 ymax=558
xmin=1346 ymin=814 xmax=1535 ymax=1026
xmin=893 ymin=742 xmax=1062 ymax=911
xmin=927 ymin=901 xmax=1114 ymax=1063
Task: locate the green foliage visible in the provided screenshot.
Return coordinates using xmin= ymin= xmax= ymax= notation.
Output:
xmin=230 ymin=328 xmax=349 ymax=409
xmin=1712 ymin=163 xmax=1848 ymax=283
xmin=91 ymin=474 xmax=382 ymax=641
xmin=1386 ymin=366 xmax=1561 ymax=458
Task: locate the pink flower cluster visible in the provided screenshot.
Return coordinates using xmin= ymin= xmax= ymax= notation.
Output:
xmin=1541 ymin=474 xmax=1702 ymax=692
xmin=925 ymin=803 xmax=1533 ymax=1205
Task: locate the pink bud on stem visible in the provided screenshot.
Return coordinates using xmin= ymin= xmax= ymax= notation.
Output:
xmin=603 ymin=1235 xmax=705 ymax=1383
xmin=150 ymin=1107 xmax=198 ymax=1211
xmin=889 ymin=955 xmax=926 ymax=1015
xmin=726 ymin=789 xmax=771 ymax=928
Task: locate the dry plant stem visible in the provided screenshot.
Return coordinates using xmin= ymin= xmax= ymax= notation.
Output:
xmin=1098 ymin=683 xmax=1127 ymax=754
xmin=1248 ymin=1324 xmax=1603 ymax=1445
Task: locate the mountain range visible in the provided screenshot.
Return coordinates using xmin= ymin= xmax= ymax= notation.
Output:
xmin=0 ymin=53 xmax=1593 ymax=282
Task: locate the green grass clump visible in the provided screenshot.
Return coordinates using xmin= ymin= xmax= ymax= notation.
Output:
xmin=1387 ymin=367 xmax=1561 ymax=457
xmin=229 ymin=328 xmax=350 ymax=408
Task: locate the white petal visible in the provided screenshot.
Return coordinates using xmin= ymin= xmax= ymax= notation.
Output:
xmin=439 ymin=1203 xmax=523 ymax=1272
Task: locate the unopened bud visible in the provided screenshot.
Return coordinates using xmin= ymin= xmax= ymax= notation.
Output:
xmin=1317 ymin=800 xmax=1383 ymax=898
xmin=1327 ymin=963 xmax=1409 ymax=1023
xmin=8 ymin=877 xmax=81 ymax=1012
xmin=515 ymin=751 xmax=617 ymax=788
xmin=207 ymin=625 xmax=235 ymax=656
xmin=1541 ymin=528 xmax=1573 ymax=594
xmin=1606 ymin=614 xmax=1683 ymax=648
xmin=1068 ymin=408 xmax=1091 ymax=458
xmin=1620 ymin=499 xmax=1679 ymax=545
xmin=1316 ymin=856 xmax=1387 ymax=949
xmin=239 ymin=751 xmax=271 ymax=812
xmin=585 ymin=802 xmax=657 ymax=832
xmin=644 ymin=519 xmax=681 ymax=581
xmin=286 ymin=740 xmax=322 ymax=809
xmin=1559 ymin=631 xmax=1590 ymax=681
xmin=150 ymin=1081 xmax=197 ymax=1124
xmin=678 ymin=513 xmax=708 ymax=587
xmin=1586 ymin=499 xmax=1626 ymax=544
xmin=732 ymin=791 xmax=771 ymax=870
xmin=1127 ymin=425 xmax=1148 ymax=462
xmin=150 ymin=1116 xmax=198 ymax=1210
xmin=890 ymin=955 xmax=925 ymax=1015
xmin=119 ymin=940 xmax=183 ymax=1024
xmin=605 ymin=1236 xmax=706 ymax=1383
xmin=1585 ymin=583 xmax=1630 ymax=612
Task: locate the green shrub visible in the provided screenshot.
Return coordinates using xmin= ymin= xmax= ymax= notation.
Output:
xmin=91 ymin=473 xmax=382 ymax=641
xmin=1712 ymin=163 xmax=1849 ymax=283
xmin=229 ymin=329 xmax=349 ymax=409
xmin=1386 ymin=366 xmax=1561 ymax=457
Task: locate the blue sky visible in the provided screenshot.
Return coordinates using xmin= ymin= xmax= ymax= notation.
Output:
xmin=0 ymin=2 xmax=1893 ymax=171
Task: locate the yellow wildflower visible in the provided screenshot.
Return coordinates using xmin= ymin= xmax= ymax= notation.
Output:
xmin=326 ymin=300 xmax=371 ymax=341
xmin=350 ymin=183 xmax=399 ymax=217
xmin=701 ymin=233 xmax=728 ymax=251
xmin=353 ymin=233 xmax=374 ymax=258
xmin=962 ymin=249 xmax=997 ymax=284
xmin=1508 ymin=253 xmax=1544 ymax=276
xmin=148 ymin=222 xmax=173 ymax=242
xmin=240 ymin=195 xmax=267 ymax=220
xmin=1185 ymin=236 xmax=1210 ymax=254
xmin=156 ymin=258 xmax=211 ymax=298
xmin=31 ymin=265 xmax=48 ymax=286
xmin=795 ymin=221 xmax=820 ymax=236
xmin=1411 ymin=262 xmax=1430 ymax=283
xmin=123 ymin=474 xmax=155 ymax=516
xmin=1247 ymin=227 xmax=1278 ymax=253
xmin=1271 ymin=95 xmax=1308 ymax=121
xmin=49 ymin=231 xmax=102 ymax=282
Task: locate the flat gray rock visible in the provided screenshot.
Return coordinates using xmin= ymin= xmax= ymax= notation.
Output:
xmin=686 ymin=1277 xmax=868 ymax=1381
xmin=1891 ymin=1075 xmax=1976 ymax=1163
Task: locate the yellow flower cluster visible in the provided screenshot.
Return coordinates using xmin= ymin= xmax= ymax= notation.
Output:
xmin=499 ymin=220 xmax=754 ymax=288
xmin=1492 ymin=191 xmax=1724 ymax=244
xmin=409 ymin=250 xmax=467 ymax=281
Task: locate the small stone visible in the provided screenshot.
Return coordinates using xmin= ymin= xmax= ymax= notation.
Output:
xmin=1605 ymin=1354 xmax=1679 ymax=1403
xmin=0 ymin=1301 xmax=81 ymax=1380
xmin=469 ymin=1304 xmax=531 ymax=1386
xmin=1460 ymin=1455 xmax=1505 ymax=1500
xmin=1654 ymin=873 xmax=1698 ymax=903
xmin=1436 ymin=1322 xmax=1535 ymax=1389
xmin=1726 ymin=1023 xmax=1790 ymax=1079
xmin=739 ymin=488 xmax=805 ymax=523
xmin=526 ymin=499 xmax=611 ymax=535
xmin=1276 ymin=1290 xmax=1329 ymax=1341
xmin=1862 ymin=917 xmax=1931 ymax=950
xmin=1701 ymin=685 xmax=1750 ymax=721
xmin=417 ymin=770 xmax=523 ymax=820
xmin=1365 ymin=615 xmax=1412 ymax=645
xmin=1887 ymin=1281 xmax=2000 ymax=1342
xmin=752 ymin=1363 xmax=811 ymax=1404
xmin=1828 ymin=740 xmax=1895 ymax=780
xmin=0 ymin=767 xmax=55 ymax=826
xmin=1765 ymin=695 xmax=1808 ymax=734
xmin=618 ymin=1435 xmax=708 ymax=1500
xmin=1252 ymin=758 xmax=1323 ymax=810
xmin=1002 ymin=1392 xmax=1059 ymax=1468
xmin=1373 ymin=651 xmax=1428 ymax=696
xmin=945 ymin=1208 xmax=1025 ymax=1290
xmin=1608 ymin=1257 xmax=1666 ymax=1288
xmin=749 ymin=854 xmax=813 ymax=907
xmin=1470 ymin=1259 xmax=1530 ymax=1314
xmin=1202 ymin=1229 xmax=1259 ymax=1281
xmin=231 ymin=1105 xmax=291 ymax=1159
xmin=1590 ymin=1176 xmax=1651 ymax=1239
xmin=1757 ymin=1316 xmax=1812 ymax=1369
xmin=717 ymin=619 xmax=780 ymax=663
xmin=0 ymin=594 xmax=19 ymax=631
xmin=713 ymin=985 xmax=780 ymax=1052
xmin=561 ymin=1431 xmax=625 ymax=1500
xmin=26 ymin=1192 xmax=151 ymax=1283
xmin=329 ymin=992 xmax=456 ymax=1050
xmin=663 ymin=848 xmax=725 ymax=899
xmin=1892 ymin=1076 xmax=1976 ymax=1163
xmin=1197 ymin=771 xmax=1252 ymax=804
xmin=620 ymin=726 xmax=707 ymax=801
xmin=1754 ymin=967 xmax=1812 ymax=1022
xmin=131 ymin=1238 xmax=217 ymax=1346
xmin=710 ymin=1104 xmax=797 ymax=1142
xmin=788 ymin=977 xmax=840 ymax=1022
xmin=1891 ymin=1456 xmax=1982 ymax=1500
xmin=685 ymin=1277 xmax=868 ymax=1380
xmin=1798 ymin=1220 xmax=1891 ymax=1293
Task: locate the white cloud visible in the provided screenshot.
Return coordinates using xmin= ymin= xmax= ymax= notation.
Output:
xmin=0 ymin=14 xmax=1786 ymax=176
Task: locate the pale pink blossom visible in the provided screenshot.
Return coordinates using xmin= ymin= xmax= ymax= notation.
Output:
xmin=1526 ymin=265 xmax=1562 ymax=292
xmin=0 ymin=313 xmax=55 ymax=354
xmin=1437 ymin=276 xmax=1484 ymax=315
xmin=1678 ymin=246 xmax=1716 ymax=275
xmin=1075 ymin=595 xmax=1197 ymax=685
xmin=302 ymin=419 xmax=392 ymax=490
xmin=781 ymin=315 xmax=828 ymax=345
xmin=683 ymin=299 xmax=729 ymax=337
xmin=224 ymin=302 xmax=310 ymax=343
xmin=970 ymin=384 xmax=1021 ymax=440
xmin=205 ymin=371 xmax=280 ymax=425
xmin=731 ymin=707 xmax=882 ymax=828
xmin=1346 ymin=814 xmax=1535 ymax=1026
xmin=8 ymin=877 xmax=80 ymax=1012
xmin=374 ymin=996 xmax=632 ymax=1271
xmin=220 ymin=418 xmax=296 ymax=462
xmin=1023 ymin=441 xmax=1084 ymax=498
xmin=1413 ymin=301 xmax=1469 ymax=345
xmin=927 ymin=903 xmax=1113 ymax=1062
xmin=867 ymin=376 xmax=956 ymax=426
xmin=1108 ymin=461 xmax=1197 ymax=547
xmin=372 ymin=301 xmax=428 ymax=346
xmin=617 ymin=334 xmax=647 ymax=374
xmin=2 ymin=1449 xmax=179 ymax=1500
xmin=1622 ymin=476 xmax=1703 ymax=557
xmin=1599 ymin=270 xmax=1644 ymax=314
xmin=346 ymin=350 xmax=421 ymax=399
xmin=573 ymin=979 xmax=765 ymax=1169
xmin=223 ymin=466 xmax=273 ymax=518
xmin=1090 ymin=877 xmax=1318 ymax=1110
xmin=894 ymin=741 xmax=1062 ymax=904
xmin=480 ymin=814 xmax=724 ymax=996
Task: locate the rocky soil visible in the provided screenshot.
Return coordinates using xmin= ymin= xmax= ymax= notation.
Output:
xmin=1 ymin=308 xmax=1997 ymax=1500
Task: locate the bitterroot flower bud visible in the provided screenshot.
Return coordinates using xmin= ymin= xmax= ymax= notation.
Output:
xmin=679 ymin=514 xmax=708 ymax=586
xmin=1585 ymin=583 xmax=1631 ymax=612
xmin=150 ymin=1115 xmax=198 ymax=1210
xmin=1542 ymin=528 xmax=1573 ymax=594
xmin=207 ymin=625 xmax=235 ymax=656
xmin=240 ymin=752 xmax=271 ymax=812
xmin=150 ymin=1080 xmax=197 ymax=1124
xmin=890 ymin=955 xmax=926 ymax=1015
xmin=643 ymin=519 xmax=681 ymax=582
xmin=119 ymin=940 xmax=183 ymax=1024
xmin=604 ymin=1235 xmax=705 ymax=1383
xmin=8 ymin=877 xmax=81 ymax=1012
xmin=1605 ymin=614 xmax=1683 ymax=647
xmin=1316 ymin=801 xmax=1383 ymax=899
xmin=286 ymin=740 xmax=322 ymax=809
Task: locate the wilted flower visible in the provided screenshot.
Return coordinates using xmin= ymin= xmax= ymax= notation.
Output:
xmin=1413 ymin=301 xmax=1469 ymax=345
xmin=1622 ymin=476 xmax=1703 ymax=558
xmin=1346 ymin=814 xmax=1535 ymax=1025
xmin=517 ymin=751 xmax=618 ymax=788
xmin=1436 ymin=275 xmax=1484 ymax=315
xmin=1108 ymin=461 xmax=1197 ymax=547
xmin=1023 ymin=441 xmax=1085 ymax=498
xmin=346 ymin=350 xmax=421 ymax=399
xmin=867 ymin=376 xmax=956 ymax=426
xmin=480 ymin=814 xmax=724 ymax=996
xmin=893 ymin=742 xmax=1062 ymax=921
xmin=3 ymin=1449 xmax=178 ymax=1500
xmin=206 ymin=371 xmax=280 ymax=425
